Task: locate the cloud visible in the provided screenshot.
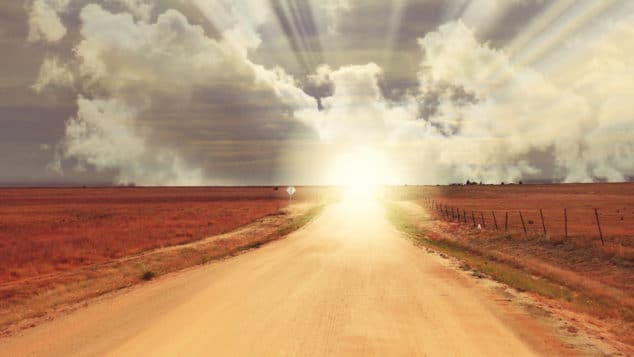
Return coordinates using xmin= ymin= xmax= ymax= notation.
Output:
xmin=47 ymin=2 xmax=318 ymax=185
xmin=293 ymin=63 xmax=419 ymax=143
xmin=27 ymin=0 xmax=70 ymax=43
xmin=59 ymin=3 xmax=262 ymax=184
xmin=415 ymin=19 xmax=634 ymax=183
xmin=15 ymin=1 xmax=634 ymax=185
xmin=32 ymin=56 xmax=74 ymax=93
xmin=104 ymin=0 xmax=154 ymax=21
xmin=75 ymin=4 xmax=255 ymax=92
xmin=62 ymin=96 xmax=205 ymax=185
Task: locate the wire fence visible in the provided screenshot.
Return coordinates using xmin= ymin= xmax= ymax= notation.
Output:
xmin=420 ymin=198 xmax=634 ymax=247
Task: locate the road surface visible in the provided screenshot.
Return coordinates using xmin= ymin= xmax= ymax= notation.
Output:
xmin=1 ymin=200 xmax=554 ymax=356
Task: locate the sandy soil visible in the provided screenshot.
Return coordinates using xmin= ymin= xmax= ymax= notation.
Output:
xmin=0 ymin=199 xmax=576 ymax=356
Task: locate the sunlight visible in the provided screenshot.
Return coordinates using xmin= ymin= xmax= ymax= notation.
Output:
xmin=329 ymin=148 xmax=390 ymax=202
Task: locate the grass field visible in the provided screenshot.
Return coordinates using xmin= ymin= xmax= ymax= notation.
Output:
xmin=0 ymin=187 xmax=330 ymax=334
xmin=0 ymin=187 xmax=327 ymax=283
xmin=386 ymin=183 xmax=634 ymax=347
xmin=387 ymin=183 xmax=634 ymax=246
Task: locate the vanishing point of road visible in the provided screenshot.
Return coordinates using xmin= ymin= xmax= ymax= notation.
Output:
xmin=0 ymin=200 xmax=563 ymax=356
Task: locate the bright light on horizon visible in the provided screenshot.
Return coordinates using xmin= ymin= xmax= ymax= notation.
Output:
xmin=328 ymin=148 xmax=393 ymax=201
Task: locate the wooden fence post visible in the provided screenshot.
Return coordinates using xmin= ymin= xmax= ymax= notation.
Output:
xmin=594 ymin=208 xmax=605 ymax=246
xmin=472 ymin=211 xmax=476 ymax=227
xmin=492 ymin=211 xmax=498 ymax=230
xmin=481 ymin=212 xmax=486 ymax=228
xmin=564 ymin=208 xmax=568 ymax=239
xmin=539 ymin=209 xmax=547 ymax=236
xmin=504 ymin=211 xmax=509 ymax=232
xmin=463 ymin=209 xmax=467 ymax=223
xmin=519 ymin=211 xmax=527 ymax=237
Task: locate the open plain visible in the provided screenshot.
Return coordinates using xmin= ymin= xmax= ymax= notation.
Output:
xmin=1 ymin=199 xmax=610 ymax=356
xmin=0 ymin=184 xmax=631 ymax=355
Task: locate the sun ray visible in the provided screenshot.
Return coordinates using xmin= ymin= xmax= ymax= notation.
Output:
xmin=512 ymin=0 xmax=619 ymax=67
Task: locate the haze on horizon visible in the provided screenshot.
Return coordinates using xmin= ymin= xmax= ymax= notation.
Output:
xmin=1 ymin=0 xmax=633 ymax=186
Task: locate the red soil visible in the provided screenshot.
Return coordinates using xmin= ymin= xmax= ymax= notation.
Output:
xmin=389 ymin=184 xmax=634 ymax=348
xmin=0 ymin=187 xmax=296 ymax=283
xmin=389 ymin=183 xmax=634 ymax=245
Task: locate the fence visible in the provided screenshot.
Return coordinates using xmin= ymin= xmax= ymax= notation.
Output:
xmin=420 ymin=198 xmax=634 ymax=247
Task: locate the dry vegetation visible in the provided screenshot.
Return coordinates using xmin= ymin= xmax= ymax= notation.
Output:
xmin=388 ymin=183 xmax=634 ymax=248
xmin=386 ymin=183 xmax=634 ymax=349
xmin=0 ymin=187 xmax=330 ymax=334
xmin=0 ymin=187 xmax=295 ymax=283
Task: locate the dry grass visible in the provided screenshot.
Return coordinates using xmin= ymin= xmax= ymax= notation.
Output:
xmin=385 ymin=188 xmax=634 ymax=348
xmin=388 ymin=183 xmax=634 ymax=253
xmin=0 ymin=187 xmax=304 ymax=283
xmin=0 ymin=196 xmax=326 ymax=336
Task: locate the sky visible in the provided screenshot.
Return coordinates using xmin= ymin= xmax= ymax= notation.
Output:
xmin=0 ymin=0 xmax=633 ymax=186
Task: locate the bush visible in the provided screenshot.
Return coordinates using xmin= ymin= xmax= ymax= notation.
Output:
xmin=141 ymin=269 xmax=157 ymax=281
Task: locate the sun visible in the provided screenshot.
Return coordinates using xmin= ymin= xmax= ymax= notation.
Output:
xmin=329 ymin=148 xmax=391 ymax=201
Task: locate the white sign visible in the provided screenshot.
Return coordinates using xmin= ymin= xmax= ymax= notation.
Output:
xmin=286 ymin=186 xmax=296 ymax=197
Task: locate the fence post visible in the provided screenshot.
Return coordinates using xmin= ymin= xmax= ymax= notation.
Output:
xmin=481 ymin=212 xmax=486 ymax=228
xmin=472 ymin=211 xmax=476 ymax=227
xmin=564 ymin=208 xmax=568 ymax=239
xmin=594 ymin=208 xmax=605 ymax=246
xmin=492 ymin=211 xmax=498 ymax=230
xmin=539 ymin=209 xmax=547 ymax=236
xmin=504 ymin=211 xmax=509 ymax=232
xmin=463 ymin=209 xmax=467 ymax=223
xmin=519 ymin=211 xmax=527 ymax=237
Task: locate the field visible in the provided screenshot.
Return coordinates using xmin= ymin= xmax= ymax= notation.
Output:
xmin=0 ymin=187 xmax=331 ymax=334
xmin=0 ymin=187 xmax=326 ymax=284
xmin=386 ymin=183 xmax=634 ymax=346
xmin=388 ymin=183 xmax=634 ymax=246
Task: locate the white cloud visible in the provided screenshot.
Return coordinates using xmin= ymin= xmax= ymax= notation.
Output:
xmin=294 ymin=63 xmax=419 ymax=143
xmin=27 ymin=0 xmax=70 ymax=43
xmin=55 ymin=3 xmax=313 ymax=185
xmin=415 ymin=19 xmax=634 ymax=183
xmin=32 ymin=56 xmax=74 ymax=93
xmin=75 ymin=4 xmax=256 ymax=92
xmin=63 ymin=96 xmax=205 ymax=185
xmin=63 ymin=3 xmax=264 ymax=184
xmin=28 ymin=1 xmax=633 ymax=185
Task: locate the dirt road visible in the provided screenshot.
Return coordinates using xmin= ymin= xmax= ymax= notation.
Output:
xmin=0 ymin=200 xmax=561 ymax=356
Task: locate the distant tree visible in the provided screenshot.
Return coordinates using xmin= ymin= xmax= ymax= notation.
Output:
xmin=466 ymin=180 xmax=471 ymax=185
xmin=501 ymin=182 xmax=505 ymax=185
xmin=519 ymin=180 xmax=523 ymax=185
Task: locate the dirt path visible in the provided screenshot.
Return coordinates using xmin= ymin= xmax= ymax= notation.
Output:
xmin=0 ymin=200 xmax=570 ymax=356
